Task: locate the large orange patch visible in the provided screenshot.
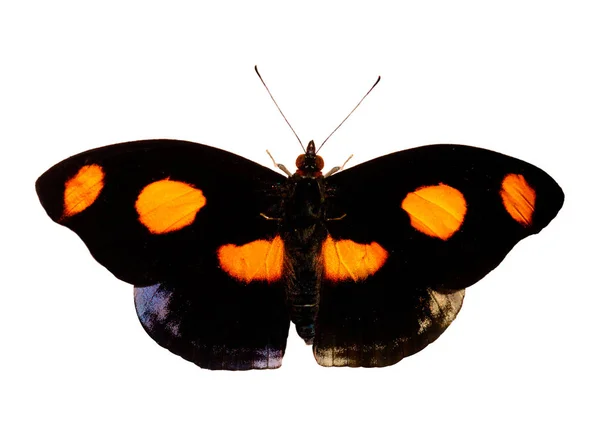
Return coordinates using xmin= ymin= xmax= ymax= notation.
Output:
xmin=500 ymin=173 xmax=536 ymax=226
xmin=218 ymin=236 xmax=284 ymax=283
xmin=136 ymin=179 xmax=206 ymax=234
xmin=401 ymin=183 xmax=467 ymax=240
xmin=63 ymin=164 xmax=105 ymax=217
xmin=322 ymin=236 xmax=388 ymax=282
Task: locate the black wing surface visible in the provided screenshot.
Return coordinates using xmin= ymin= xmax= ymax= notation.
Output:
xmin=314 ymin=144 xmax=563 ymax=367
xmin=37 ymin=139 xmax=290 ymax=369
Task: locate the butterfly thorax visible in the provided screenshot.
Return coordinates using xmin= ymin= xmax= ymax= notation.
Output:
xmin=280 ymin=141 xmax=328 ymax=343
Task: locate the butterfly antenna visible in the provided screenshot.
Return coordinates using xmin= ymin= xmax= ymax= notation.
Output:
xmin=316 ymin=76 xmax=381 ymax=154
xmin=255 ymin=66 xmax=305 ymax=152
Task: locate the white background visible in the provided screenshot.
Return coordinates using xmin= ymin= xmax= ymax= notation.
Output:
xmin=2 ymin=1 xmax=598 ymax=439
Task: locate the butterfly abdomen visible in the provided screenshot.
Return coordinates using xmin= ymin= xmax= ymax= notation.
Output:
xmin=282 ymin=235 xmax=325 ymax=344
xmin=281 ymin=176 xmax=328 ymax=344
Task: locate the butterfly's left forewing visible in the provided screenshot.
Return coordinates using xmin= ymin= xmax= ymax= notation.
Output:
xmin=37 ymin=140 xmax=290 ymax=369
xmin=315 ymin=144 xmax=563 ymax=367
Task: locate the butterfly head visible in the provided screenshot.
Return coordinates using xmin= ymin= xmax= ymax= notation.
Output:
xmin=295 ymin=140 xmax=324 ymax=176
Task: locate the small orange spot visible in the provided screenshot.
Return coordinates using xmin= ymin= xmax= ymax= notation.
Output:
xmin=501 ymin=173 xmax=536 ymax=226
xmin=401 ymin=183 xmax=467 ymax=240
xmin=322 ymin=236 xmax=388 ymax=282
xmin=218 ymin=236 xmax=284 ymax=283
xmin=136 ymin=179 xmax=206 ymax=234
xmin=63 ymin=164 xmax=105 ymax=217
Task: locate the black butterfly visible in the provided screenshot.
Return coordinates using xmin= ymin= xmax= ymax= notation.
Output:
xmin=36 ymin=75 xmax=564 ymax=370
xmin=36 ymin=136 xmax=563 ymax=370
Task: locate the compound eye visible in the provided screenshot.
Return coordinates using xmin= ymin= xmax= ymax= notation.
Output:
xmin=315 ymin=155 xmax=324 ymax=171
xmin=296 ymin=154 xmax=306 ymax=168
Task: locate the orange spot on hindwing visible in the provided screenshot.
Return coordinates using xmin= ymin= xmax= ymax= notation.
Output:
xmin=401 ymin=183 xmax=467 ymax=240
xmin=501 ymin=173 xmax=536 ymax=226
xmin=218 ymin=236 xmax=284 ymax=283
xmin=63 ymin=164 xmax=105 ymax=217
xmin=322 ymin=236 xmax=388 ymax=282
xmin=136 ymin=179 xmax=206 ymax=234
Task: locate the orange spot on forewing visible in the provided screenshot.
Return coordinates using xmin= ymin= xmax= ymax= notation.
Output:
xmin=63 ymin=164 xmax=105 ymax=217
xmin=501 ymin=173 xmax=536 ymax=226
xmin=322 ymin=236 xmax=388 ymax=282
xmin=401 ymin=183 xmax=467 ymax=240
xmin=218 ymin=236 xmax=284 ymax=283
xmin=136 ymin=179 xmax=206 ymax=234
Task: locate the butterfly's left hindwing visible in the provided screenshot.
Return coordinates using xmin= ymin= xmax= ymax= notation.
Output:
xmin=134 ymin=276 xmax=289 ymax=370
xmin=36 ymin=140 xmax=290 ymax=370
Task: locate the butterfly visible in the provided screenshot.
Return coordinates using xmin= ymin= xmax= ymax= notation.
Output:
xmin=35 ymin=73 xmax=564 ymax=370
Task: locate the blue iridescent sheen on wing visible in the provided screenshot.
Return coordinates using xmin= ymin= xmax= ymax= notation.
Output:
xmin=134 ymin=284 xmax=180 ymax=336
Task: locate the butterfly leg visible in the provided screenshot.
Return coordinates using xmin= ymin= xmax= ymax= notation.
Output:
xmin=260 ymin=213 xmax=282 ymax=221
xmin=323 ymin=154 xmax=354 ymax=177
xmin=266 ymin=150 xmax=293 ymax=177
xmin=326 ymin=213 xmax=346 ymax=221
